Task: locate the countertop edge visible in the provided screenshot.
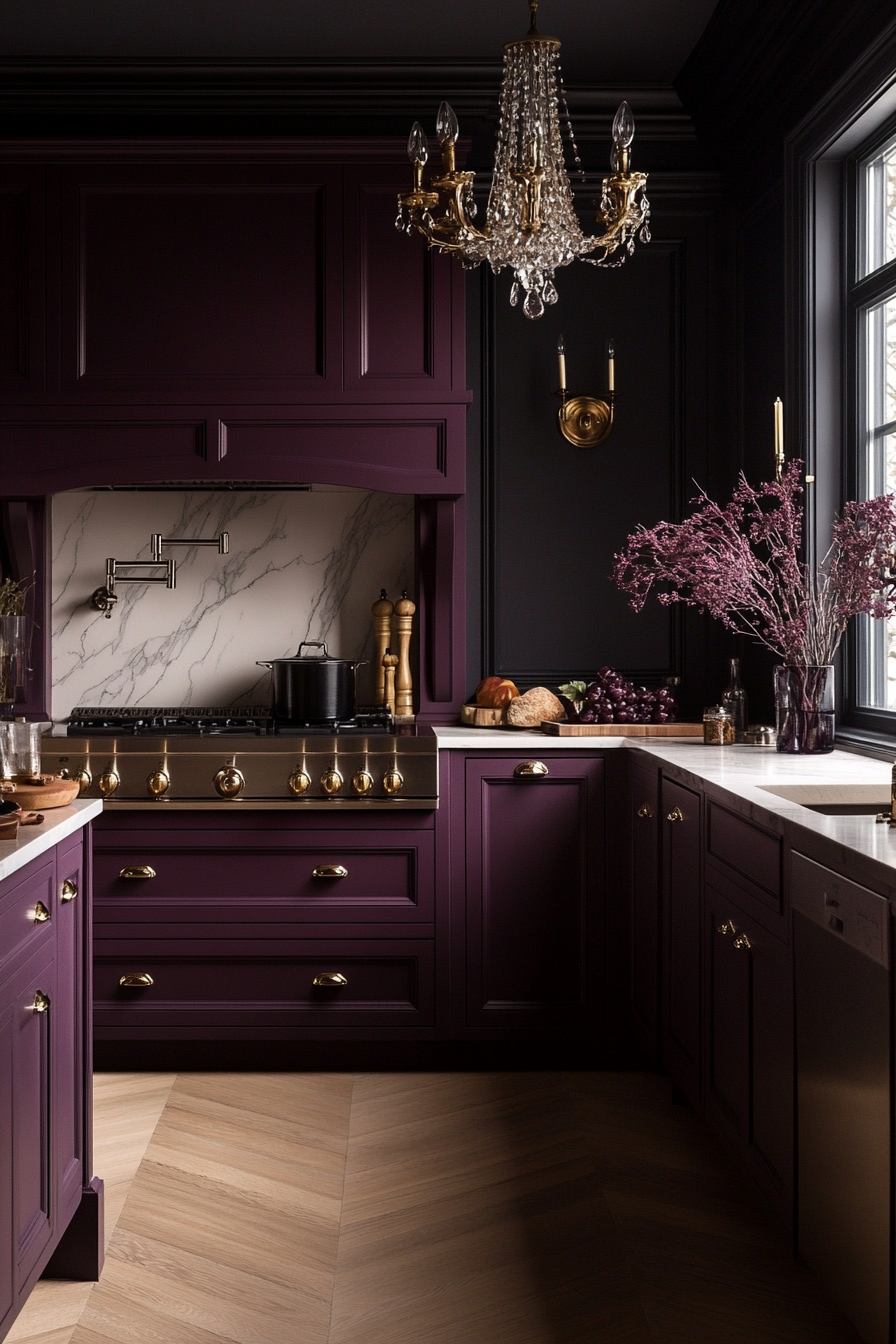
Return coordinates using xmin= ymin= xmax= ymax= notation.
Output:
xmin=0 ymin=799 xmax=103 ymax=882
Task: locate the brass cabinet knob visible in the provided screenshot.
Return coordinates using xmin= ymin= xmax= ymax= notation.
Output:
xmin=60 ymin=879 xmax=78 ymax=902
xmin=312 ymin=972 xmax=348 ymax=988
xmin=733 ymin=933 xmax=752 ymax=952
xmin=351 ymin=769 xmax=374 ymax=797
xmin=637 ymin=803 xmax=653 ymax=818
xmin=146 ymin=769 xmax=170 ymax=797
xmin=288 ymin=768 xmax=311 ymax=798
xmin=119 ymin=972 xmax=154 ymax=988
xmin=320 ymin=768 xmax=344 ymax=797
xmin=73 ymin=767 xmax=92 ymax=795
xmin=382 ymin=768 xmax=404 ymax=795
xmin=717 ymin=921 xmax=736 ymax=936
xmin=312 ymin=864 xmax=348 ymax=879
xmin=120 ymin=864 xmax=157 ymax=880
xmin=666 ymin=806 xmax=685 ymax=822
xmin=214 ymin=764 xmax=245 ymax=799
xmin=31 ymin=901 xmax=51 ymax=923
xmin=514 ymin=760 xmax=549 ymax=778
xmin=31 ymin=990 xmax=50 ymax=1013
xmin=98 ymin=768 xmax=120 ymax=797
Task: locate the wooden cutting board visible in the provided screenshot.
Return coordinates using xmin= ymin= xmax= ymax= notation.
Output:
xmin=2 ymin=776 xmax=81 ymax=809
xmin=540 ymin=721 xmax=704 ymax=737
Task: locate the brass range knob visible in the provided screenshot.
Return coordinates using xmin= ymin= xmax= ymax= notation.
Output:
xmin=320 ymin=768 xmax=343 ymax=797
xmin=214 ymin=764 xmax=245 ymax=799
xmin=31 ymin=901 xmax=51 ymax=924
xmin=98 ymin=768 xmax=120 ymax=797
xmin=382 ymin=768 xmax=404 ymax=796
xmin=351 ymin=769 xmax=373 ymax=797
xmin=288 ymin=768 xmax=311 ymax=798
xmin=73 ymin=766 xmax=92 ymax=795
xmin=146 ymin=769 xmax=170 ymax=798
xmin=60 ymin=879 xmax=78 ymax=902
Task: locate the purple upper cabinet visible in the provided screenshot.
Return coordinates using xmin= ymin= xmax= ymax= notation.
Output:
xmin=343 ymin=164 xmax=465 ymax=401
xmin=0 ymin=166 xmax=45 ymax=399
xmin=57 ymin=161 xmax=344 ymax=406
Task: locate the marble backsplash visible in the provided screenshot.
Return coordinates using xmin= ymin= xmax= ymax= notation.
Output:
xmin=51 ymin=487 xmax=415 ymax=721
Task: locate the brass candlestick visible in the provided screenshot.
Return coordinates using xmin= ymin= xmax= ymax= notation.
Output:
xmin=393 ymin=591 xmax=416 ymax=718
xmin=371 ymin=589 xmax=394 ymax=705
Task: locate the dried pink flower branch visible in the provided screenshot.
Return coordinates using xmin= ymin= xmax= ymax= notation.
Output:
xmin=612 ymin=461 xmax=896 ymax=665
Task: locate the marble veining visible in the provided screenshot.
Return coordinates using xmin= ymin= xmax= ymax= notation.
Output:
xmin=51 ymin=488 xmax=414 ymax=720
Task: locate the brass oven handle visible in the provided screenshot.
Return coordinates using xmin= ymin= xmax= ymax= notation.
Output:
xmin=31 ymin=901 xmax=51 ymax=923
xmin=312 ymin=972 xmax=348 ymax=988
xmin=31 ymin=991 xmax=50 ymax=1013
xmin=666 ymin=806 xmax=685 ymax=822
xmin=61 ymin=878 xmax=78 ymax=902
xmin=119 ymin=972 xmax=154 ymax=988
xmin=514 ymin=760 xmax=549 ymax=778
xmin=312 ymin=865 xmax=348 ymax=879
xmin=637 ymin=803 xmax=653 ymax=818
xmin=120 ymin=865 xmax=157 ymax=879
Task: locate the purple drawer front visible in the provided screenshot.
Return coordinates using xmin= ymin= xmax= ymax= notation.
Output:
xmin=93 ymin=940 xmax=434 ymax=1027
xmin=706 ymin=803 xmax=782 ymax=904
xmin=0 ymin=858 xmax=56 ymax=978
xmin=93 ymin=835 xmax=433 ymax=925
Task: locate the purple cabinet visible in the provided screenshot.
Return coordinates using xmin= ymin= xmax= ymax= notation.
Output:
xmin=0 ymin=828 xmax=102 ymax=1341
xmin=661 ymin=776 xmax=702 ymax=1109
xmin=629 ymin=760 xmax=661 ymax=1066
xmin=458 ymin=753 xmax=604 ymax=1035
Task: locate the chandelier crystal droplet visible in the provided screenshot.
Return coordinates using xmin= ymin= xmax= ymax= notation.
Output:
xmin=396 ymin=1 xmax=650 ymax=318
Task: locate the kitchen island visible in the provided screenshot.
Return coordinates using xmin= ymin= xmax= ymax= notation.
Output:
xmin=1 ymin=799 xmax=104 ymax=1343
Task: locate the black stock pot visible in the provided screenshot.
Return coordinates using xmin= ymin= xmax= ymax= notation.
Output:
xmin=257 ymin=641 xmax=358 ymax=723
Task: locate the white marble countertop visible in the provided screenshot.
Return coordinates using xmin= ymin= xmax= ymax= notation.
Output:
xmin=434 ymin=726 xmax=896 ymax=883
xmin=0 ymin=799 xmax=103 ymax=883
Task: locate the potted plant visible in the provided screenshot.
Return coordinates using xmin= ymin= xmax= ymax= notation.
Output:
xmin=612 ymin=463 xmax=896 ymax=752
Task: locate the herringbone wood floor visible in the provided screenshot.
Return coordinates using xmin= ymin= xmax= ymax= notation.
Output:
xmin=8 ymin=1070 xmax=865 ymax=1344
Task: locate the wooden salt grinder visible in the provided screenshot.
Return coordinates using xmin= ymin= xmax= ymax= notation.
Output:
xmin=382 ymin=650 xmax=398 ymax=715
xmin=393 ymin=591 xmax=416 ymax=717
xmin=371 ymin=589 xmax=394 ymax=705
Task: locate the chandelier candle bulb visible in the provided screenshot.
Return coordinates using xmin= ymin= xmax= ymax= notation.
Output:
xmin=607 ymin=340 xmax=615 ymax=392
xmin=774 ymin=397 xmax=784 ymax=480
xmin=557 ymin=336 xmax=567 ymax=392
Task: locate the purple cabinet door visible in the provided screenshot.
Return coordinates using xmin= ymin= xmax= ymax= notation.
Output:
xmin=629 ymin=761 xmax=661 ymax=1066
xmin=10 ymin=941 xmax=57 ymax=1291
xmin=52 ymin=842 xmax=85 ymax=1229
xmin=705 ymin=883 xmax=793 ymax=1224
xmin=0 ymin=997 xmax=13 ymax=1334
xmin=463 ymin=754 xmax=603 ymax=1032
xmin=661 ymin=776 xmax=702 ymax=1108
xmin=0 ymin=166 xmax=45 ymax=401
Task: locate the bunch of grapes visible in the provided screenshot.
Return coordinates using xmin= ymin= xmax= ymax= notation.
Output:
xmin=564 ymin=667 xmax=678 ymax=725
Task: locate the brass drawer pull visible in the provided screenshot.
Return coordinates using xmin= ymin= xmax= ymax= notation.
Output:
xmin=31 ymin=901 xmax=51 ymax=924
xmin=312 ymin=972 xmax=348 ymax=988
xmin=31 ymin=991 xmax=50 ymax=1013
xmin=733 ymin=933 xmax=752 ymax=952
xmin=119 ymin=972 xmax=154 ymax=988
xmin=514 ymin=760 xmax=549 ymax=778
xmin=637 ymin=803 xmax=653 ymax=818
xmin=666 ymin=806 xmax=684 ymax=822
xmin=120 ymin=865 xmax=157 ymax=880
xmin=312 ymin=864 xmax=348 ymax=879
xmin=60 ymin=878 xmax=78 ymax=902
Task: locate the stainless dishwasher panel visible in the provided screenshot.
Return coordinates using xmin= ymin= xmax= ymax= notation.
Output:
xmin=792 ymin=852 xmax=892 ymax=1344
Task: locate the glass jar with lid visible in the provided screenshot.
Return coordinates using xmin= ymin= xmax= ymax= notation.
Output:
xmin=703 ymin=705 xmax=735 ymax=746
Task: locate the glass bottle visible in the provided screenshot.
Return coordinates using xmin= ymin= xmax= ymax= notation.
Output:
xmin=721 ymin=657 xmax=748 ymax=743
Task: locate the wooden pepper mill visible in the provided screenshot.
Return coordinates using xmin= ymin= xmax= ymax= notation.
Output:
xmin=382 ymin=649 xmax=398 ymax=715
xmin=371 ymin=589 xmax=394 ymax=706
xmin=393 ymin=590 xmax=416 ymax=718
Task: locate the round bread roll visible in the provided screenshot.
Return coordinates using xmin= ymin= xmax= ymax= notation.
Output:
xmin=505 ymin=686 xmax=565 ymax=727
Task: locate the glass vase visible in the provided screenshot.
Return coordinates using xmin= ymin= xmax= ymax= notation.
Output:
xmin=774 ymin=664 xmax=835 ymax=754
xmin=0 ymin=614 xmax=29 ymax=716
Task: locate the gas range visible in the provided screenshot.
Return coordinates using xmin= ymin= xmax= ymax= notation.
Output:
xmin=44 ymin=707 xmax=437 ymax=808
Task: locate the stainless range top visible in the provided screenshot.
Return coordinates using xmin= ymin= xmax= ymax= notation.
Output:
xmin=44 ymin=707 xmax=437 ymax=808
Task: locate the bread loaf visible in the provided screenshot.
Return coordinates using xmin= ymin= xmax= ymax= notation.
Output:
xmin=475 ymin=676 xmax=519 ymax=708
xmin=505 ymin=686 xmax=565 ymax=727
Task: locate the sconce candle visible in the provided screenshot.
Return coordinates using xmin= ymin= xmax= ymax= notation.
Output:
xmin=774 ymin=397 xmax=784 ymax=480
xmin=607 ymin=339 xmax=615 ymax=392
xmin=557 ymin=336 xmax=567 ymax=392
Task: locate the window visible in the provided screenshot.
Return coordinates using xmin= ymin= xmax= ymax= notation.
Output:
xmin=851 ymin=128 xmax=896 ymax=722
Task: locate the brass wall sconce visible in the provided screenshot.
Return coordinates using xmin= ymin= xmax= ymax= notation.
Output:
xmin=556 ymin=336 xmax=616 ymax=447
xmin=89 ymin=531 xmax=228 ymax=618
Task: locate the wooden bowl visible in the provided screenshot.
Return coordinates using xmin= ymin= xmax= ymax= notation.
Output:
xmin=0 ymin=799 xmax=21 ymax=841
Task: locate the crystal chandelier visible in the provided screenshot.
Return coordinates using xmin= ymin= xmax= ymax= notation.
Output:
xmin=396 ymin=0 xmax=650 ymax=319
